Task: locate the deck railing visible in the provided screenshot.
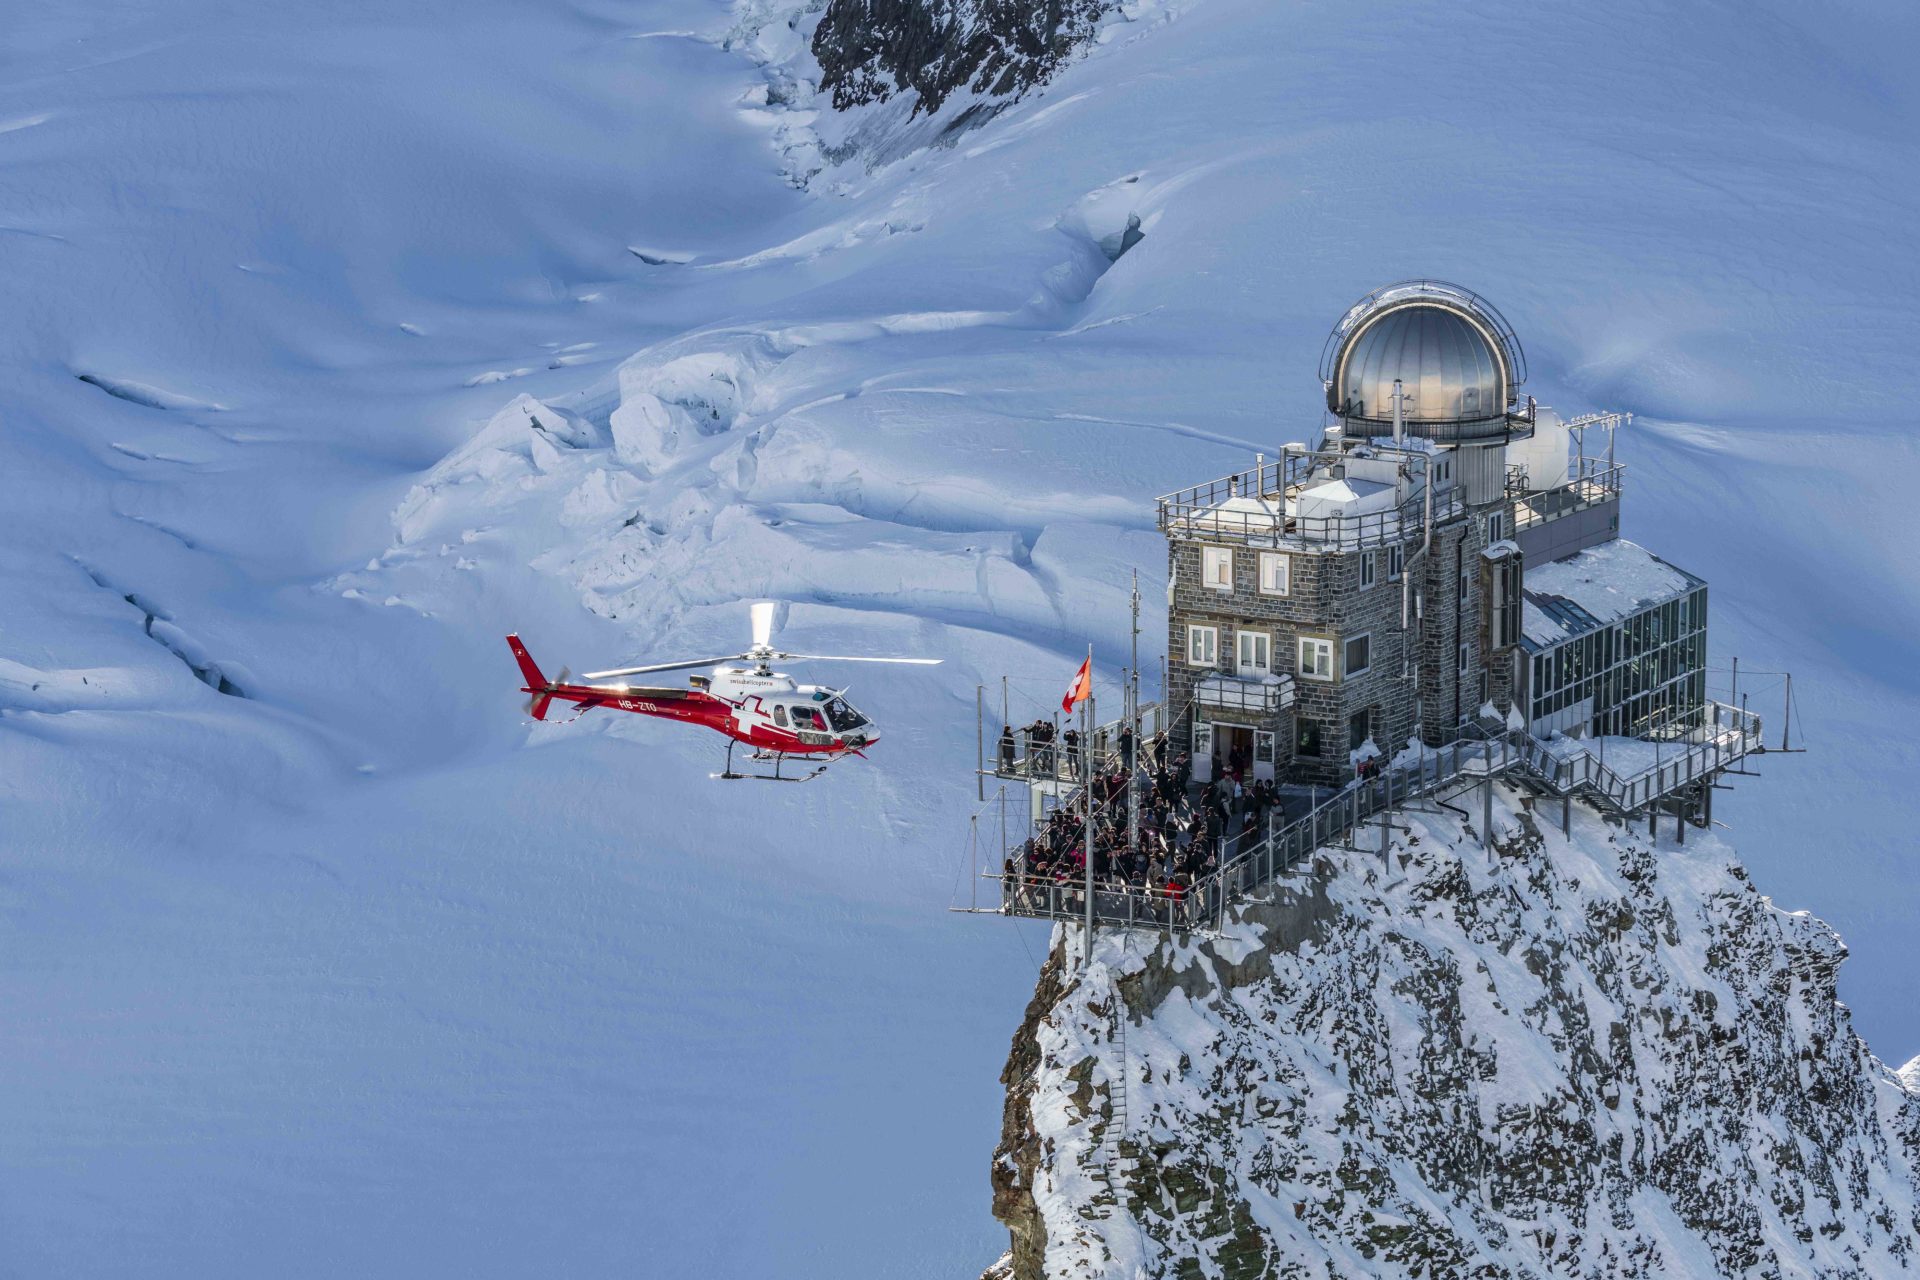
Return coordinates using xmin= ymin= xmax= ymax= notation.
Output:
xmin=993 ymin=701 xmax=1763 ymax=932
xmin=1157 ymin=479 xmax=1461 ymax=552
xmin=988 ymin=701 xmax=1171 ymax=784
xmin=1509 ymin=458 xmax=1624 ymax=530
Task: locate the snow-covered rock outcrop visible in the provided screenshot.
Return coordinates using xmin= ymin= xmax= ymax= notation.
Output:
xmin=811 ymin=0 xmax=1116 ymax=115
xmin=989 ymin=788 xmax=1920 ymax=1278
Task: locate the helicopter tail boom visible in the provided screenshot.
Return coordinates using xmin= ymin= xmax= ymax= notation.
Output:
xmin=506 ymin=634 xmax=556 ymax=721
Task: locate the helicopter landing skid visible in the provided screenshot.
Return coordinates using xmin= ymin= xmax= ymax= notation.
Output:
xmin=713 ymin=741 xmax=829 ymax=783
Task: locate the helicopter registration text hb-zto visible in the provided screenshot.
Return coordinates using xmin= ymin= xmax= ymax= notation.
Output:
xmin=506 ymin=602 xmax=939 ymax=780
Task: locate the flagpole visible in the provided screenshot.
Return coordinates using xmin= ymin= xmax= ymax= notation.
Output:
xmin=1084 ymin=642 xmax=1095 ymax=947
xmin=1128 ymin=569 xmax=1140 ymax=862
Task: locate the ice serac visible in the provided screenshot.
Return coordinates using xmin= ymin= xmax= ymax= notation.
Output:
xmin=811 ymin=0 xmax=1115 ymax=114
xmin=988 ymin=789 xmax=1920 ymax=1278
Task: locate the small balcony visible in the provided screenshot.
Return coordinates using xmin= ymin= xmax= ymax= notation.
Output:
xmin=1508 ymin=457 xmax=1624 ymax=532
xmin=1195 ymin=672 xmax=1295 ymax=716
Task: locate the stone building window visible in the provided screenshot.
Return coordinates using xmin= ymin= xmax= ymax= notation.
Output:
xmin=1236 ymin=630 xmax=1271 ymax=676
xmin=1296 ymin=718 xmax=1323 ymax=757
xmin=1298 ymin=636 xmax=1334 ymax=681
xmin=1458 ymin=567 xmax=1471 ymax=606
xmin=1344 ymin=633 xmax=1372 ymax=678
xmin=1359 ymin=552 xmax=1377 ymax=590
xmin=1458 ymin=640 xmax=1471 ymax=673
xmin=1487 ymin=511 xmax=1506 ymax=542
xmin=1258 ymin=551 xmax=1290 ymax=596
xmin=1387 ymin=545 xmax=1403 ymax=581
xmin=1348 ymin=707 xmax=1371 ymax=749
xmin=1187 ymin=624 xmax=1218 ymax=667
xmin=1202 ymin=546 xmax=1233 ymax=591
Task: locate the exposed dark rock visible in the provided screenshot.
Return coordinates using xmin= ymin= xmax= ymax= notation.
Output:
xmin=812 ymin=0 xmax=1114 ymax=116
xmin=987 ymin=788 xmax=1920 ymax=1277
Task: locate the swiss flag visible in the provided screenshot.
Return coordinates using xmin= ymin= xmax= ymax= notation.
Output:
xmin=1062 ymin=656 xmax=1092 ymax=713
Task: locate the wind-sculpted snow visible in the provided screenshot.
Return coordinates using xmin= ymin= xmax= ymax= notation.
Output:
xmin=991 ymin=791 xmax=1920 ymax=1278
xmin=6 ymin=0 xmax=1920 ymax=1275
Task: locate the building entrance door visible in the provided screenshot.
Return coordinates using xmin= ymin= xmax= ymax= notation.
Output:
xmin=1216 ymin=725 xmax=1254 ymax=780
xmin=1253 ymin=729 xmax=1276 ymax=782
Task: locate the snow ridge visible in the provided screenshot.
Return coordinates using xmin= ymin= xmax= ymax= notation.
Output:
xmin=991 ymin=787 xmax=1920 ymax=1278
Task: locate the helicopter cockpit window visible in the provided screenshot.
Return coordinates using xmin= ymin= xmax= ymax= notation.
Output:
xmin=823 ymin=698 xmax=866 ymax=732
xmin=772 ymin=705 xmax=788 ymax=727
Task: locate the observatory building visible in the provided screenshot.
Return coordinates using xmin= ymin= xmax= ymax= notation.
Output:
xmin=1159 ymin=280 xmax=1702 ymax=785
xmin=970 ymin=278 xmax=1776 ymax=934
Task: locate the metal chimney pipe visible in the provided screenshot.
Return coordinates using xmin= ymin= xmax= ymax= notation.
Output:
xmin=1392 ymin=378 xmax=1406 ymax=450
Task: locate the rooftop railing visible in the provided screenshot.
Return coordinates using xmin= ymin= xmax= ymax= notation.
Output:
xmin=1157 ymin=457 xmax=1462 ymax=552
xmin=1509 ymin=458 xmax=1624 ymax=531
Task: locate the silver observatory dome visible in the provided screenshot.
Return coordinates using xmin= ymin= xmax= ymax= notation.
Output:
xmin=1321 ymin=281 xmax=1528 ymax=443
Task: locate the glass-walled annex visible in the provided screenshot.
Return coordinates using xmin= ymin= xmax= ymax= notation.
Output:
xmin=1523 ymin=583 xmax=1708 ymax=740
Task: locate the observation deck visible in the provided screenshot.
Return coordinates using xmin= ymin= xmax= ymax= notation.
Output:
xmin=1157 ymin=450 xmax=1462 ymax=553
xmin=966 ymin=699 xmax=1771 ymax=936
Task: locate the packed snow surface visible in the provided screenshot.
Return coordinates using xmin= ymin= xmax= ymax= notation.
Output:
xmin=1523 ymin=539 xmax=1697 ymax=645
xmin=3 ymin=0 xmax=1919 ymax=1276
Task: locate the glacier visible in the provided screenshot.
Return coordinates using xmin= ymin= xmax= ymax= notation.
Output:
xmin=2 ymin=0 xmax=1918 ymax=1275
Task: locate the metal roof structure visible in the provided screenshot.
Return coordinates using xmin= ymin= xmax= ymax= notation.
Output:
xmin=1321 ymin=280 xmax=1529 ymax=443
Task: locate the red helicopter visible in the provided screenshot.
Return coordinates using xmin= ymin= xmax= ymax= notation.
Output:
xmin=506 ymin=602 xmax=940 ymax=780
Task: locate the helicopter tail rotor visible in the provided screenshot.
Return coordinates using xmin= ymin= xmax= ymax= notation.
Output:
xmin=509 ymin=635 xmax=558 ymax=720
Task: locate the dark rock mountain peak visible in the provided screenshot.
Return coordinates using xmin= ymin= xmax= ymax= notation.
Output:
xmin=811 ymin=0 xmax=1116 ymax=116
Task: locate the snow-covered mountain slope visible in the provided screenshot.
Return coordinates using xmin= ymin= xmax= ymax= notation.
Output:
xmin=2 ymin=0 xmax=1918 ymax=1276
xmin=990 ymin=787 xmax=1920 ymax=1279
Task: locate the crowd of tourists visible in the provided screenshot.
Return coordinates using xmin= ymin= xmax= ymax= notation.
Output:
xmin=1002 ymin=726 xmax=1286 ymax=906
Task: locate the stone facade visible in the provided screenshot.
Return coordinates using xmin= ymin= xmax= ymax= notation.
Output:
xmin=1167 ymin=487 xmax=1520 ymax=787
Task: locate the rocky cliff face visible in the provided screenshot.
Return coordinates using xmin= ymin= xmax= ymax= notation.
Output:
xmin=811 ymin=0 xmax=1114 ymax=115
xmin=987 ymin=787 xmax=1920 ymax=1278
xmin=726 ymin=0 xmax=1156 ymax=185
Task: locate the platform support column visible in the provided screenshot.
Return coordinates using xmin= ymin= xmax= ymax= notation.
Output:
xmin=1083 ymin=646 xmax=1095 ymax=948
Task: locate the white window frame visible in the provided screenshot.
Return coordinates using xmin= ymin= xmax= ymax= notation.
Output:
xmin=1202 ymin=546 xmax=1234 ymax=592
xmin=1186 ymin=624 xmax=1218 ymax=667
xmin=1458 ymin=568 xmax=1471 ymax=606
xmin=1235 ymin=629 xmax=1271 ymax=677
xmin=1258 ymin=551 xmax=1290 ymax=596
xmin=1388 ymin=544 xmax=1404 ymax=582
xmin=1298 ymin=636 xmax=1334 ymax=682
xmin=1487 ymin=512 xmax=1505 ymax=543
xmin=1359 ymin=551 xmax=1377 ymax=590
xmin=1344 ymin=631 xmax=1372 ymax=679
xmin=1458 ymin=640 xmax=1471 ymax=673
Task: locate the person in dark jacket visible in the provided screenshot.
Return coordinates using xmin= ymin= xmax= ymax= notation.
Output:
xmin=998 ymin=724 xmax=1016 ymax=770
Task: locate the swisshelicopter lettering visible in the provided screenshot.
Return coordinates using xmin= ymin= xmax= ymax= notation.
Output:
xmin=506 ymin=602 xmax=940 ymax=780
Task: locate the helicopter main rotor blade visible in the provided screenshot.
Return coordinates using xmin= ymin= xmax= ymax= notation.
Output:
xmin=582 ymin=653 xmax=749 ymax=680
xmin=750 ymin=600 xmax=778 ymax=652
xmin=775 ymin=654 xmax=943 ymax=665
